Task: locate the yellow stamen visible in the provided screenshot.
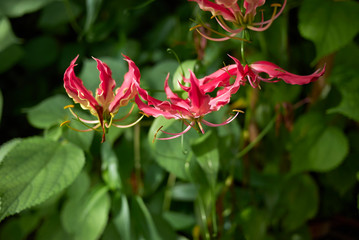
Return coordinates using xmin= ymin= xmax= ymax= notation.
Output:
xmin=233 ymin=109 xmax=245 ymax=113
xmin=189 ymin=24 xmax=202 ymax=31
xmin=64 ymin=105 xmax=74 ymax=109
xmin=60 ymin=120 xmax=71 ymax=127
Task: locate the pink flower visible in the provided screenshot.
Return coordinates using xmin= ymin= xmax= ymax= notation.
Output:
xmin=235 ymin=60 xmax=326 ymax=88
xmin=189 ymin=0 xmax=286 ymax=41
xmin=135 ymin=56 xmax=244 ymax=140
xmin=62 ymin=55 xmax=143 ymax=142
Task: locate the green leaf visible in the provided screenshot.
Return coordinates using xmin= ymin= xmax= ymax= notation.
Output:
xmin=327 ymin=44 xmax=359 ymax=121
xmin=0 ymin=210 xmax=42 ymax=240
xmin=35 ymin=213 xmax=72 ymax=240
xmin=163 ymin=211 xmax=195 ymax=230
xmin=0 ymin=138 xmax=22 ymax=164
xmin=79 ymin=56 xmax=127 ymax=94
xmin=83 ymin=0 xmax=102 ymax=34
xmin=299 ymin=0 xmax=359 ymax=63
xmin=0 ymin=16 xmax=19 ymax=52
xmin=171 ymin=183 xmax=198 ymax=201
xmin=131 ymin=196 xmax=162 ymax=240
xmin=0 ymin=0 xmax=56 ymax=17
xmin=112 ymin=195 xmax=131 ymax=240
xmin=0 ymin=89 xmax=2 ymax=125
xmin=101 ymin=142 xmax=122 ymax=190
xmin=148 ymin=117 xmax=206 ymax=183
xmin=239 ymin=207 xmax=267 ymax=240
xmin=38 ymin=1 xmax=82 ymax=28
xmin=141 ymin=60 xmax=178 ymax=94
xmin=61 ymin=185 xmax=111 ymax=240
xmin=289 ymin=113 xmax=349 ymax=173
xmin=172 ymin=59 xmax=197 ymax=91
xmin=191 ymin=130 xmax=219 ymax=187
xmin=20 ymin=35 xmax=59 ymax=69
xmin=27 ymin=94 xmax=72 ymax=129
xmin=280 ymin=174 xmax=319 ymax=231
xmin=0 ymin=44 xmax=24 ymax=73
xmin=0 ymin=137 xmax=85 ymax=222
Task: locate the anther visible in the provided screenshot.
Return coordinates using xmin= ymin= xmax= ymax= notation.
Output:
xmin=64 ymin=105 xmax=74 ymax=109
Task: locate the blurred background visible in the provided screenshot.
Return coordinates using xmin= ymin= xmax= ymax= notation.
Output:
xmin=0 ymin=0 xmax=359 ymax=239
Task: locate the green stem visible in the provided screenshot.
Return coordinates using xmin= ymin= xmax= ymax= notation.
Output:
xmin=162 ymin=173 xmax=176 ymax=211
xmin=236 ymin=115 xmax=276 ymax=159
xmin=198 ymin=196 xmax=211 ymax=240
xmin=134 ymin=123 xmax=143 ymax=195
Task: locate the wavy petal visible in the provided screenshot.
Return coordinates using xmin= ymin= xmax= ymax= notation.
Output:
xmin=94 ymin=57 xmax=116 ymax=110
xmin=250 ymin=61 xmax=326 ymax=85
xmin=189 ymin=0 xmax=237 ymax=21
xmin=109 ymin=55 xmax=141 ymax=113
xmin=243 ymin=0 xmax=265 ymax=17
xmin=63 ymin=55 xmax=99 ymax=115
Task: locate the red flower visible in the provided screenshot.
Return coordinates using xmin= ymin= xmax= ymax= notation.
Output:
xmin=238 ymin=60 xmax=326 ymax=88
xmin=135 ymin=56 xmax=243 ymax=140
xmin=189 ymin=0 xmax=286 ymax=41
xmin=62 ymin=55 xmax=143 ymax=142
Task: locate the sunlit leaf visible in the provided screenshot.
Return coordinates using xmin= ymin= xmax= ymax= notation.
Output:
xmin=0 ymin=138 xmax=22 ymax=164
xmin=0 ymin=137 xmax=85 ymax=222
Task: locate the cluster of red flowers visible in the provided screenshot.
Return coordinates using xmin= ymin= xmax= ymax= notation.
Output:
xmin=62 ymin=0 xmax=325 ymax=142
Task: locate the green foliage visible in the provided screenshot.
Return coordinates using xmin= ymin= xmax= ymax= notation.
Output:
xmin=289 ymin=113 xmax=349 ymax=173
xmin=61 ymin=185 xmax=111 ymax=240
xmin=0 ymin=0 xmax=358 ymax=239
xmin=0 ymin=137 xmax=85 ymax=221
xmin=27 ymin=95 xmax=72 ymax=129
xmin=299 ymin=0 xmax=359 ymax=63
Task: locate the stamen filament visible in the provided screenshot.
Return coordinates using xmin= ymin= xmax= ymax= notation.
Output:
xmin=65 ymin=105 xmax=99 ymax=124
xmin=111 ymin=114 xmax=144 ymax=128
xmin=61 ymin=121 xmax=101 ymax=132
xmin=156 ymin=124 xmax=193 ymax=141
xmin=201 ymin=110 xmax=242 ymax=127
xmin=112 ymin=104 xmax=136 ymax=122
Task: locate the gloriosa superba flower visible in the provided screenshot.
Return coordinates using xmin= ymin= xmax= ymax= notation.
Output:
xmin=61 ymin=54 xmax=143 ymax=143
xmin=135 ymin=56 xmax=245 ymax=140
xmin=189 ymin=0 xmax=287 ymax=41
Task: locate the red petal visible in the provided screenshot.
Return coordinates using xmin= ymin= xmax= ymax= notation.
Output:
xmin=250 ymin=61 xmax=326 ymax=85
xmin=93 ymin=57 xmax=116 ymax=110
xmin=63 ymin=55 xmax=99 ymax=115
xmin=109 ymin=55 xmax=141 ymax=113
